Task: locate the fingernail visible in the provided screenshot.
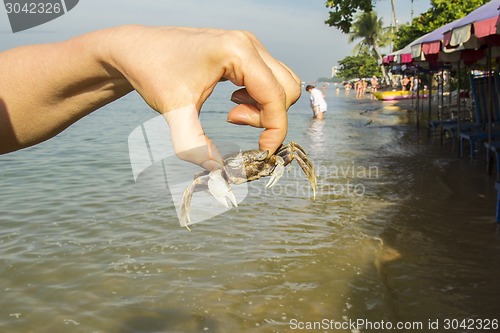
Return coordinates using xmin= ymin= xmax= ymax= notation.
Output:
xmin=230 ymin=96 xmax=244 ymax=104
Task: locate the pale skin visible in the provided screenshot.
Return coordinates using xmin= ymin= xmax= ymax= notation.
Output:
xmin=0 ymin=25 xmax=301 ymax=168
xmin=312 ymin=105 xmax=324 ymax=120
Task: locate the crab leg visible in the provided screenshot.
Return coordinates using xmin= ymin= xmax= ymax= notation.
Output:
xmin=180 ymin=175 xmax=210 ymax=229
xmin=180 ymin=169 xmax=238 ymax=229
xmin=294 ymin=153 xmax=317 ymax=200
xmin=276 ymin=142 xmax=317 ymax=199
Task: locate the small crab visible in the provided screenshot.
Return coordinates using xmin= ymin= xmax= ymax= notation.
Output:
xmin=180 ymin=142 xmax=317 ymax=229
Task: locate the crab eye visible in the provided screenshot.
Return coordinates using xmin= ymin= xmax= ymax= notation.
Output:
xmin=256 ymin=150 xmax=268 ymax=161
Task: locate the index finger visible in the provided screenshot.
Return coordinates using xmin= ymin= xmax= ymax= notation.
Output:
xmin=245 ymin=67 xmax=288 ymax=154
xmin=242 ymin=32 xmax=302 ymax=108
xmin=222 ymin=32 xmax=300 ymax=153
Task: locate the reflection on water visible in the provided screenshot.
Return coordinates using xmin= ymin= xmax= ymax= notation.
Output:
xmin=1 ymin=85 xmax=500 ymax=332
xmin=306 ymin=118 xmax=326 ymax=155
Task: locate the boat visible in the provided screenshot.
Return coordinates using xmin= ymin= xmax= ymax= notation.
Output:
xmin=373 ymin=90 xmax=429 ymax=101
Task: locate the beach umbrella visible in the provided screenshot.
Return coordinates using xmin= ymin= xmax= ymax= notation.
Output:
xmin=410 ymin=21 xmax=461 ymax=64
xmin=441 ymin=0 xmax=500 ymax=64
xmin=444 ymin=0 xmax=500 ymax=50
xmin=382 ymin=44 xmax=413 ymax=65
xmin=409 ymin=0 xmax=500 ymax=65
xmin=394 ymin=44 xmax=414 ymax=64
xmin=403 ymin=1 xmax=500 ymax=147
xmin=382 ymin=54 xmax=394 ymax=65
xmin=408 ymin=21 xmax=466 ymax=141
xmin=442 ymin=0 xmax=500 ymax=171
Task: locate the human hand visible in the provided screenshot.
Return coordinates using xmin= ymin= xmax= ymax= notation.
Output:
xmin=106 ymin=25 xmax=301 ymax=168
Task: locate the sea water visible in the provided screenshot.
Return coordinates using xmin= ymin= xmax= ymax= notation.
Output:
xmin=1 ymin=82 xmax=500 ymax=333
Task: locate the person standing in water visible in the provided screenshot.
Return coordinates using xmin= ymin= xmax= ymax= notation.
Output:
xmin=370 ymin=76 xmax=378 ymax=100
xmin=305 ymin=85 xmax=327 ymax=120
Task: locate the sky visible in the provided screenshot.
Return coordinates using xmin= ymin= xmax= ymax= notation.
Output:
xmin=0 ymin=0 xmax=431 ymax=82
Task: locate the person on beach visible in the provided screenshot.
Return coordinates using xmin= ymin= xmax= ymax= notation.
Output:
xmin=413 ymin=76 xmax=419 ymax=94
xmin=370 ymin=76 xmax=378 ymax=100
xmin=344 ymin=82 xmax=352 ymax=95
xmin=401 ymin=75 xmax=410 ymax=91
xmin=355 ymin=79 xmax=364 ymax=99
xmin=305 ymin=85 xmax=327 ymax=120
xmin=362 ymin=80 xmax=368 ymax=97
xmin=0 ymin=25 xmax=301 ymax=170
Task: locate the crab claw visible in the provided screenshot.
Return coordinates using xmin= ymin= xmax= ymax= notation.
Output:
xmin=208 ymin=169 xmax=238 ymax=208
xmin=266 ymin=155 xmax=285 ymax=188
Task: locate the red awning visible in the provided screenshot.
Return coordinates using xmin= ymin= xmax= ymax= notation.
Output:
xmin=422 ymin=41 xmax=441 ymax=55
xmin=400 ymin=53 xmax=413 ymax=63
xmin=473 ymin=15 xmax=499 ymax=38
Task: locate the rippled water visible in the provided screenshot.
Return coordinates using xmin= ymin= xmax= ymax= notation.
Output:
xmin=1 ymin=83 xmax=500 ymax=333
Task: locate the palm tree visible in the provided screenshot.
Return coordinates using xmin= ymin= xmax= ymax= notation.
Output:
xmin=348 ymin=11 xmax=392 ymax=83
xmin=391 ymin=0 xmax=398 ymax=32
xmin=390 ymin=0 xmax=398 ymax=52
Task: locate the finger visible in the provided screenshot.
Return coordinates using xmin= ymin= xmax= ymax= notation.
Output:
xmin=222 ymin=33 xmax=293 ymax=153
xmin=237 ymin=34 xmax=303 ymax=153
xmin=231 ymin=87 xmax=299 ymax=111
xmin=236 ymin=62 xmax=287 ymax=154
xmin=258 ymin=124 xmax=287 ymax=154
xmin=227 ymin=104 xmax=261 ymax=127
xmin=278 ymin=60 xmax=302 ymax=107
xmin=278 ymin=60 xmax=301 ymax=87
xmin=240 ymin=32 xmax=301 ymax=108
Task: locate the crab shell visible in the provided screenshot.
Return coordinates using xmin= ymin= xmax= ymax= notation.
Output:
xmin=220 ymin=149 xmax=280 ymax=185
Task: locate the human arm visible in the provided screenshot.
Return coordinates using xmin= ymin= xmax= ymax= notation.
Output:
xmin=0 ymin=25 xmax=301 ymax=165
xmin=0 ymin=27 xmax=133 ymax=154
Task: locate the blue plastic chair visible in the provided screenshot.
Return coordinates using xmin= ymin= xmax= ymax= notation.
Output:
xmin=459 ymin=73 xmax=500 ymax=159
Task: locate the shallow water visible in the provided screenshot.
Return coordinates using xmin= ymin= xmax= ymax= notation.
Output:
xmin=1 ymin=83 xmax=500 ymax=333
